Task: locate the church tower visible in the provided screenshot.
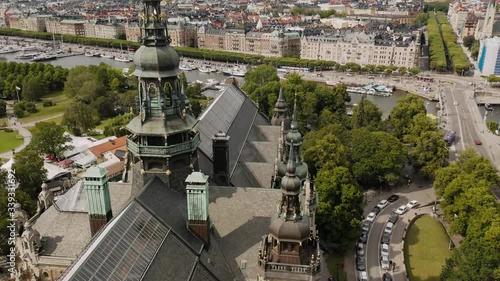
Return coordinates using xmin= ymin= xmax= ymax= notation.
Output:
xmin=83 ymin=166 xmax=113 ymax=237
xmin=258 ymin=145 xmax=321 ymax=280
xmin=481 ymin=0 xmax=496 ymax=39
xmin=126 ymin=0 xmax=200 ymax=193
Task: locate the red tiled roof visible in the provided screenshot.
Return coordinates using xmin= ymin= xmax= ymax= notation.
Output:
xmin=88 ymin=136 xmax=127 ymax=157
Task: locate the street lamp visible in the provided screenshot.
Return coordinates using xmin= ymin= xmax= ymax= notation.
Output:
xmin=15 ymin=86 xmax=20 ymax=102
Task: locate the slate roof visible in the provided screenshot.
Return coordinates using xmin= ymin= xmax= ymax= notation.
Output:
xmin=33 ymin=182 xmax=132 ymax=257
xmin=61 ymin=177 xmax=234 ymax=281
xmin=196 ymin=84 xmax=280 ymax=188
xmin=126 ymin=114 xmax=197 ymax=135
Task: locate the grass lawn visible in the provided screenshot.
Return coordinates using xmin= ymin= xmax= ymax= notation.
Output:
xmin=405 ymin=215 xmax=452 ymax=281
xmin=0 ymin=130 xmax=23 ymax=154
xmin=43 ymin=115 xmax=64 ymax=124
xmin=326 ymin=254 xmax=346 ymax=281
xmin=19 ymin=98 xmax=72 ymax=123
xmin=41 ymin=91 xmax=66 ymax=100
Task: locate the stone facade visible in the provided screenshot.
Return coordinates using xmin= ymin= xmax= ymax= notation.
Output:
xmin=84 ymin=22 xmax=126 ymax=39
xmin=167 ymin=22 xmax=197 ymax=47
xmin=8 ymin=15 xmax=46 ymax=31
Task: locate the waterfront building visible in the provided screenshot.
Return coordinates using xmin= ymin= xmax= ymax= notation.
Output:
xmin=125 ymin=21 xmax=141 ymax=42
xmin=84 ymin=21 xmax=126 ymax=39
xmin=478 ymin=36 xmax=500 ymax=75
xmin=167 ymin=21 xmax=198 ymax=47
xmin=300 ymin=30 xmax=421 ymax=68
xmin=46 ymin=19 xmax=86 ymax=36
xmin=7 ymin=14 xmax=47 ymax=32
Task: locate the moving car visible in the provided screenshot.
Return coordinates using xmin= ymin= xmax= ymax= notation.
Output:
xmin=395 ymin=205 xmax=408 ymax=215
xmin=475 ymin=140 xmax=482 ymax=145
xmin=384 ymin=222 xmax=394 ymax=234
xmin=366 ymin=212 xmax=376 ymax=222
xmin=377 ymin=199 xmax=389 ymax=209
xmin=406 ymin=200 xmax=419 ymax=209
xmin=387 ymin=195 xmax=399 ymax=203
xmin=383 ymin=273 xmax=393 ymax=281
xmin=454 ymin=101 xmax=458 ymax=106
xmin=381 ymin=243 xmax=389 ymax=258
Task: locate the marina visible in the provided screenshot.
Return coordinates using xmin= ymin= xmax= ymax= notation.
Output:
xmin=346 ymin=82 xmax=395 ymax=97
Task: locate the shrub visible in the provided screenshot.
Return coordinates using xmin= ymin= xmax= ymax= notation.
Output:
xmin=4 ymin=128 xmax=14 ymax=132
xmin=25 ymin=102 xmax=37 ymax=113
xmin=43 ymin=100 xmax=54 ymax=107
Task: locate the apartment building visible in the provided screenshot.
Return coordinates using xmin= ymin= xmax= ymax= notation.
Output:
xmin=478 ymin=36 xmax=500 ymax=75
xmin=84 ymin=22 xmax=126 ymax=39
xmin=125 ymin=22 xmax=141 ymax=42
xmin=166 ymin=21 xmax=197 ymax=47
xmin=46 ymin=19 xmax=86 ymax=36
xmin=197 ymin=26 xmax=300 ymax=57
xmin=300 ymin=31 xmax=420 ymax=68
xmin=8 ymin=15 xmax=47 ymax=31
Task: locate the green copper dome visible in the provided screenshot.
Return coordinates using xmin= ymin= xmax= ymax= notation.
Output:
xmin=133 ymin=46 xmax=183 ymax=78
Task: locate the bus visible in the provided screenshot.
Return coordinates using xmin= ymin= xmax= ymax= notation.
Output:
xmin=444 ymin=130 xmax=456 ymax=146
xmin=416 ymin=75 xmax=434 ymax=82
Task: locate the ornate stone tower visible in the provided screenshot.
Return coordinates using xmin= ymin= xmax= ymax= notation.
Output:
xmin=126 ymin=0 xmax=200 ymax=193
xmin=83 ymin=166 xmax=113 ymax=237
xmin=272 ymin=99 xmax=308 ymax=188
xmin=186 ymin=171 xmax=210 ymax=246
xmin=258 ymin=145 xmax=321 ymax=281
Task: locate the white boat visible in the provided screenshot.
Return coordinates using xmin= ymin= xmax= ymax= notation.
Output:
xmin=198 ymin=65 xmax=213 ymax=73
xmin=84 ymin=52 xmax=94 ymax=57
xmin=179 ymin=63 xmax=195 ymax=71
xmin=115 ymin=56 xmax=131 ymax=62
xmin=326 ymin=80 xmax=338 ymax=86
xmin=101 ymin=53 xmax=114 ymax=59
xmin=206 ymin=79 xmax=219 ymax=86
xmin=194 ymin=80 xmax=204 ymax=85
xmin=15 ymin=52 xmax=39 ymax=59
xmin=232 ymin=67 xmax=247 ymax=77
xmin=31 ymin=53 xmax=57 ymax=62
xmin=0 ymin=46 xmax=20 ymax=54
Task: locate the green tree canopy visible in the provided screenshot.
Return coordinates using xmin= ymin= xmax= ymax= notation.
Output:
xmin=316 ymin=166 xmax=363 ymax=252
xmin=303 ymin=133 xmax=349 ymax=175
xmin=389 ymin=94 xmax=426 ymax=139
xmin=410 ymin=130 xmax=448 ymax=176
xmin=62 ymin=102 xmax=99 ymax=135
xmin=21 ymin=75 xmax=43 ymax=101
xmin=13 ymin=148 xmax=47 ymax=198
xmin=351 ymin=96 xmax=382 ymax=130
xmin=30 ymin=121 xmax=72 ymax=158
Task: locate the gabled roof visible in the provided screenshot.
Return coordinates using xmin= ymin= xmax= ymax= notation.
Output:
xmin=60 ymin=177 xmax=233 ymax=281
xmin=88 ymin=136 xmax=127 ymax=157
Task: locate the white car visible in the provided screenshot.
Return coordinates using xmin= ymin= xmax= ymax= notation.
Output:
xmin=406 ymin=200 xmax=419 ymax=209
xmin=377 ymin=199 xmax=389 ymax=209
xmin=357 ymin=243 xmax=365 ymax=256
xmin=366 ymin=212 xmax=377 ymax=222
xmin=381 ymin=255 xmax=390 ymax=270
xmin=454 ymin=101 xmax=459 ymax=106
xmin=358 ymin=271 xmax=368 ymax=281
xmin=395 ymin=205 xmax=408 ymax=215
xmin=384 ymin=222 xmax=394 ymax=234
xmin=381 ymin=243 xmax=389 ymax=258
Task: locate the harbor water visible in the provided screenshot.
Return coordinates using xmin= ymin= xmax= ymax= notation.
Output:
xmin=0 ymin=52 xmax=438 ymax=117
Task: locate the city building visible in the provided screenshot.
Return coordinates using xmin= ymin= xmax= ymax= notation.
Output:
xmin=167 ymin=21 xmax=197 ymax=47
xmin=125 ymin=22 xmax=141 ymax=42
xmin=46 ymin=19 xmax=86 ymax=36
xmin=478 ymin=36 xmax=500 ymax=75
xmin=7 ymin=14 xmax=47 ymax=32
xmin=478 ymin=0 xmax=496 ymax=39
xmin=84 ymin=21 xmax=126 ymax=39
xmin=300 ymin=30 xmax=421 ymax=68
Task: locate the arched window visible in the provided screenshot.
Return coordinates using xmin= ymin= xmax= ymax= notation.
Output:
xmin=164 ymin=82 xmax=172 ymax=107
xmin=148 ymin=83 xmax=157 ymax=99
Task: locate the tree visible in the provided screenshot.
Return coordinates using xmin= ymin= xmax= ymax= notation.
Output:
xmin=410 ymin=130 xmax=448 ymax=176
xmin=62 ymin=102 xmax=98 ymax=135
xmin=349 ymin=129 xmax=407 ymax=187
xmin=0 ymin=100 xmax=6 ymax=117
xmin=30 ymin=121 xmax=72 ymax=158
xmin=351 ymin=96 xmax=382 ymax=130
xmin=314 ymin=85 xmax=350 ymax=122
xmin=457 ymin=149 xmax=499 ymax=185
xmin=389 ymin=94 xmax=426 ymax=139
xmin=102 ymin=112 xmax=134 ymax=137
xmin=303 ymin=134 xmax=349 ymax=175
xmin=242 ymin=65 xmax=279 ymax=95
xmin=13 ymin=148 xmax=47 ymax=199
xmin=64 ymin=66 xmax=106 ymax=104
xmin=186 ymin=82 xmax=202 ymax=98
xmin=441 ymin=239 xmax=500 ymax=281
xmin=433 ymin=164 xmax=463 ymax=197
xmin=316 ymin=166 xmax=364 ymax=252
xmin=463 ymin=35 xmax=476 ymax=50
xmin=21 ymin=75 xmax=43 ymax=101
xmin=403 ymin=113 xmax=437 ymax=146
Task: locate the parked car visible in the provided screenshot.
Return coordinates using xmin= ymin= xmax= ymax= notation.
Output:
xmin=371 ymin=206 xmax=381 ymax=215
xmin=362 ymin=221 xmax=371 ymax=232
xmin=475 ymin=140 xmax=482 ymax=145
xmin=356 ymin=256 xmax=366 ymax=271
xmin=454 ymin=101 xmax=459 ymax=106
xmin=387 ymin=195 xmax=399 ymax=203
xmin=382 ymin=273 xmax=393 ymax=281
xmin=381 ymin=233 xmax=391 ymax=244
xmin=381 ymin=243 xmax=389 ymax=258
xmin=358 ymin=271 xmax=368 ymax=281
xmin=366 ymin=212 xmax=376 ymax=222
xmin=388 ymin=212 xmax=399 ymax=224
xmin=359 ymin=231 xmax=368 ymax=243
xmin=377 ymin=199 xmax=389 ymax=209
xmin=406 ymin=200 xmax=419 ymax=209
xmin=384 ymin=222 xmax=394 ymax=234
xmin=381 ymin=255 xmax=390 ymax=270
xmin=395 ymin=205 xmax=408 ymax=215
xmin=357 ymin=243 xmax=365 ymax=256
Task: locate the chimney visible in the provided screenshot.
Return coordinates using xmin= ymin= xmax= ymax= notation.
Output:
xmin=185 ymin=171 xmax=210 ymax=247
xmin=212 ymin=131 xmax=230 ymax=186
xmin=83 ymin=166 xmax=113 ymax=237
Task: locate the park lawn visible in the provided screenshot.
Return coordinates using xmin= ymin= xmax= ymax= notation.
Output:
xmin=19 ymin=98 xmax=72 ymax=123
xmin=405 ymin=216 xmax=452 ymax=281
xmin=326 ymin=254 xmax=346 ymax=281
xmin=43 ymin=115 xmax=64 ymax=124
xmin=41 ymin=90 xmax=66 ymax=100
xmin=0 ymin=130 xmax=23 ymax=154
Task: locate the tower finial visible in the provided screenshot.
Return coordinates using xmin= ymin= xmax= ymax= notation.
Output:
xmin=286 ymin=141 xmax=296 ymax=175
xmin=290 ymin=93 xmax=298 ymax=130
